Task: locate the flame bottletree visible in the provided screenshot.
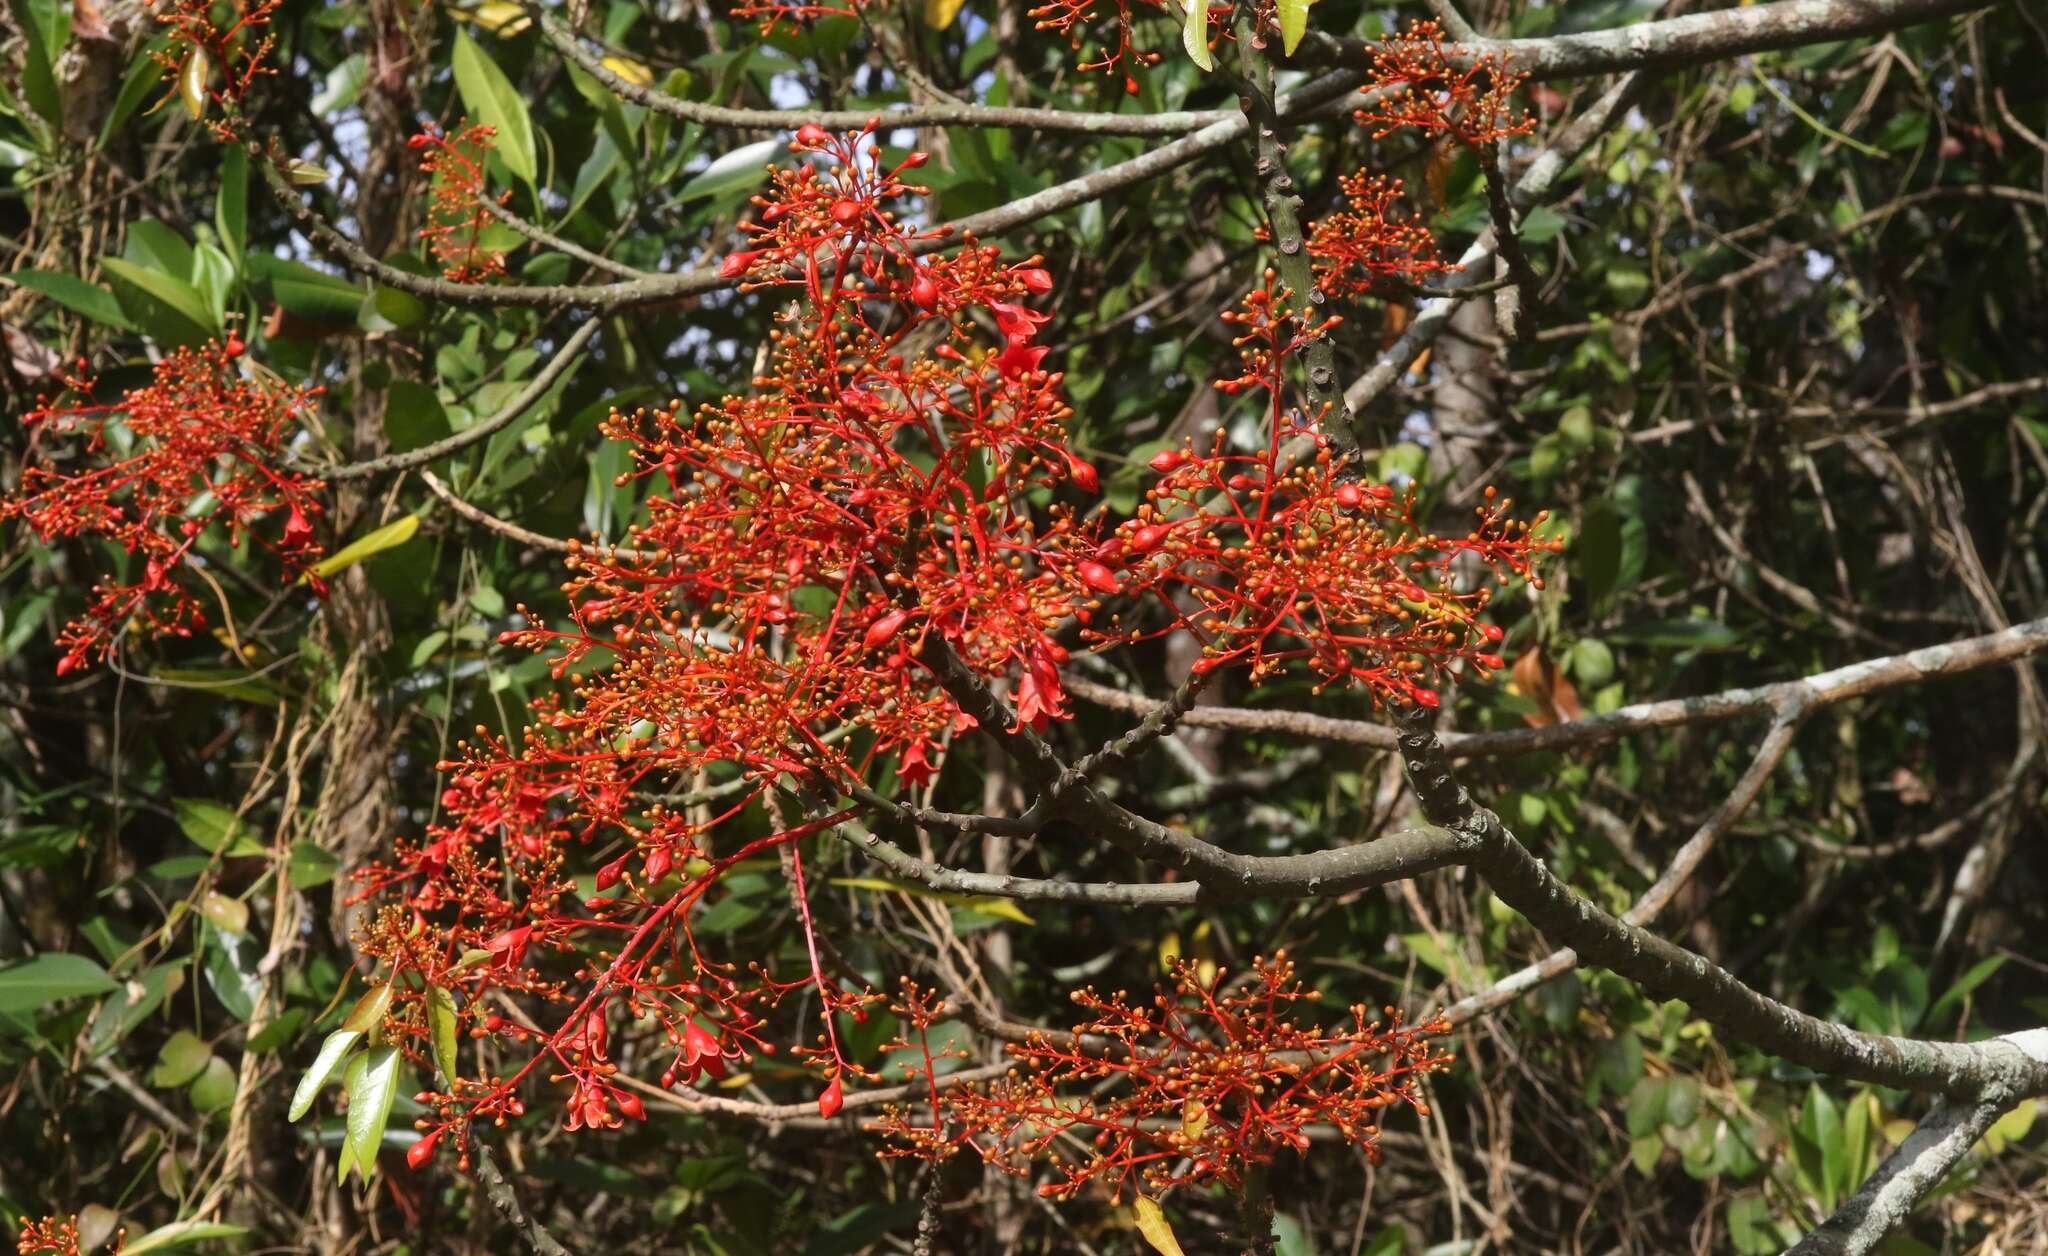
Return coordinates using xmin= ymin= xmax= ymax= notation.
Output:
xmin=4 ymin=0 xmax=2045 ymax=1253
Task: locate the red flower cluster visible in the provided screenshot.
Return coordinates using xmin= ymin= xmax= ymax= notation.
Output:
xmin=1066 ymin=272 xmax=1549 ymax=705
xmin=153 ymin=0 xmax=281 ymax=137
xmin=412 ymin=125 xmax=512 ymax=283
xmin=1304 ymin=171 xmax=1452 ymax=300
xmin=347 ymin=123 xmax=1546 ymax=1173
xmin=877 ymin=956 xmax=1454 ymax=1199
xmin=729 ymin=0 xmax=871 ymax=37
xmin=14 ymin=1216 xmax=119 ymax=1256
xmin=1027 ymin=0 xmax=1171 ymax=94
xmin=1355 ymin=19 xmax=1535 ymax=148
xmin=1 ymin=341 xmax=327 ymax=674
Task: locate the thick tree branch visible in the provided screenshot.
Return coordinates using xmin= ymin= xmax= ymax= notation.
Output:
xmin=1392 ymin=709 xmax=2048 ymax=1096
xmin=1067 ymin=616 xmax=2048 ymax=758
xmin=1785 ymin=1054 xmax=2043 ymax=1255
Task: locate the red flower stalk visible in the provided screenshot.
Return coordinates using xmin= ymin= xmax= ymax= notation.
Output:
xmin=1355 ymin=19 xmax=1535 ymax=149
xmin=411 ymin=124 xmax=513 ymax=283
xmin=875 ymin=955 xmax=1454 ymax=1200
xmin=1 ymin=341 xmax=328 ymax=674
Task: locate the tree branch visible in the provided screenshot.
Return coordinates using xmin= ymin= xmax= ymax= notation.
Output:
xmin=1786 ymin=1057 xmax=2042 ymax=1255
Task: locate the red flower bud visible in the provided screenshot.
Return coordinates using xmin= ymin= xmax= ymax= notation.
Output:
xmin=901 ymin=151 xmax=929 ymax=168
xmin=1333 ymin=484 xmax=1364 ymax=509
xmin=595 ymin=852 xmax=630 ymax=890
xmin=1077 ymin=561 xmax=1121 ymax=595
xmin=910 ymin=273 xmax=939 ymax=310
xmin=223 ymin=335 xmax=245 ymax=358
xmin=616 ymin=1091 xmax=646 ymax=1122
xmin=818 ymin=1075 xmax=844 ymax=1119
xmin=1149 ymin=449 xmax=1186 ymax=473
xmin=1064 ymin=452 xmax=1099 ymax=493
xmin=406 ymin=1130 xmax=440 ymax=1169
xmin=1017 ymin=267 xmax=1054 ymax=293
xmin=719 ymin=251 xmax=759 ymax=280
xmin=830 ymin=198 xmax=863 ymax=225
xmin=645 ymin=846 xmax=672 ymax=883
xmin=1130 ymin=524 xmax=1169 ymax=554
xmin=795 ymin=123 xmax=830 ymax=146
xmin=864 ymin=607 xmax=912 ymax=651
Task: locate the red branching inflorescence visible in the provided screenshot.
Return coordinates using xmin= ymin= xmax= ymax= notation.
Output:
xmin=411 ymin=125 xmax=513 ymax=282
xmin=343 ymin=121 xmax=1548 ymax=1180
xmin=1027 ymin=0 xmax=1171 ymax=94
xmin=876 ymin=955 xmax=1454 ymax=1200
xmin=153 ymin=0 xmax=282 ymax=137
xmin=0 ymin=340 xmax=327 ymax=674
xmin=729 ymin=0 xmax=871 ymax=37
xmin=1355 ymin=19 xmax=1535 ymax=148
xmin=15 ymin=1216 xmax=120 ymax=1256
xmin=1074 ymin=272 xmax=1551 ymax=705
xmin=1304 ymin=171 xmax=1453 ymax=300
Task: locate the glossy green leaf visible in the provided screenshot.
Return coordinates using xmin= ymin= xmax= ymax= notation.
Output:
xmin=306 ymin=515 xmax=422 ymax=580
xmin=4 ymin=271 xmax=132 ymax=329
xmin=0 ymin=952 xmax=118 ymax=1014
xmin=123 ymin=1221 xmax=252 ymax=1256
xmin=428 ymin=985 xmax=460 ymax=1083
xmin=342 ymin=1044 xmax=403 ymax=1183
xmin=452 ymin=29 xmax=538 ymax=187
xmin=289 ymin=1028 xmax=363 ymax=1121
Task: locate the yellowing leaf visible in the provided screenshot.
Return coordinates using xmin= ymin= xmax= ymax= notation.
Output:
xmin=1180 ymin=0 xmax=1213 ymax=71
xmin=601 ymin=55 xmax=654 ymax=87
xmin=1132 ymin=1196 xmax=1187 ymax=1256
xmin=457 ymin=2 xmax=532 ymax=33
xmin=180 ymin=49 xmax=210 ymax=119
xmin=1277 ymin=0 xmax=1315 ymax=56
xmin=306 ymin=515 xmax=420 ymax=581
xmin=427 ymin=985 xmax=460 ymax=1083
xmin=924 ymin=0 xmax=967 ymax=28
xmin=1182 ymin=1098 xmax=1208 ymax=1142
xmin=828 ymin=876 xmax=1036 ymax=925
xmin=200 ymin=890 xmax=249 ymax=936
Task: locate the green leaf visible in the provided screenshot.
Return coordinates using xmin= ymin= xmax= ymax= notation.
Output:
xmin=249 ymin=255 xmax=364 ymax=324
xmin=1277 ymin=0 xmax=1313 ymax=56
xmin=341 ymin=980 xmax=395 ymax=1034
xmin=676 ymin=139 xmax=780 ymax=203
xmin=1578 ymin=501 xmax=1623 ymax=608
xmin=174 ymin=798 xmax=263 ymax=856
xmin=428 ymin=985 xmax=460 ymax=1083
xmin=1179 ymin=0 xmax=1214 ymax=71
xmin=151 ymin=1030 xmax=214 ymax=1088
xmin=289 ymin=1028 xmax=363 ymax=1121
xmin=216 ymin=146 xmax=248 ymax=260
xmin=1927 ymin=954 xmax=2006 ymax=1024
xmin=98 ymin=256 xmax=218 ymax=346
xmin=384 ymin=379 xmax=454 ymax=453
xmin=306 ymin=515 xmax=422 ymax=580
xmin=203 ymin=928 xmax=263 ymax=1021
xmin=1607 ymin=617 xmax=1743 ymax=652
xmin=98 ymin=47 xmax=169 ymax=150
xmin=342 ymin=1044 xmax=403 ymax=1183
xmin=122 ymin=1221 xmax=252 ymax=1256
xmin=452 ymin=29 xmax=538 ymax=187
xmin=8 ymin=0 xmax=62 ymax=126
xmin=288 ymin=841 xmax=341 ymax=889
xmin=187 ymin=1054 xmax=237 ymax=1113
xmin=89 ymin=963 xmax=186 ymax=1056
xmin=5 ymin=271 xmax=132 ymax=329
xmin=0 ymin=952 xmax=118 ymax=1014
